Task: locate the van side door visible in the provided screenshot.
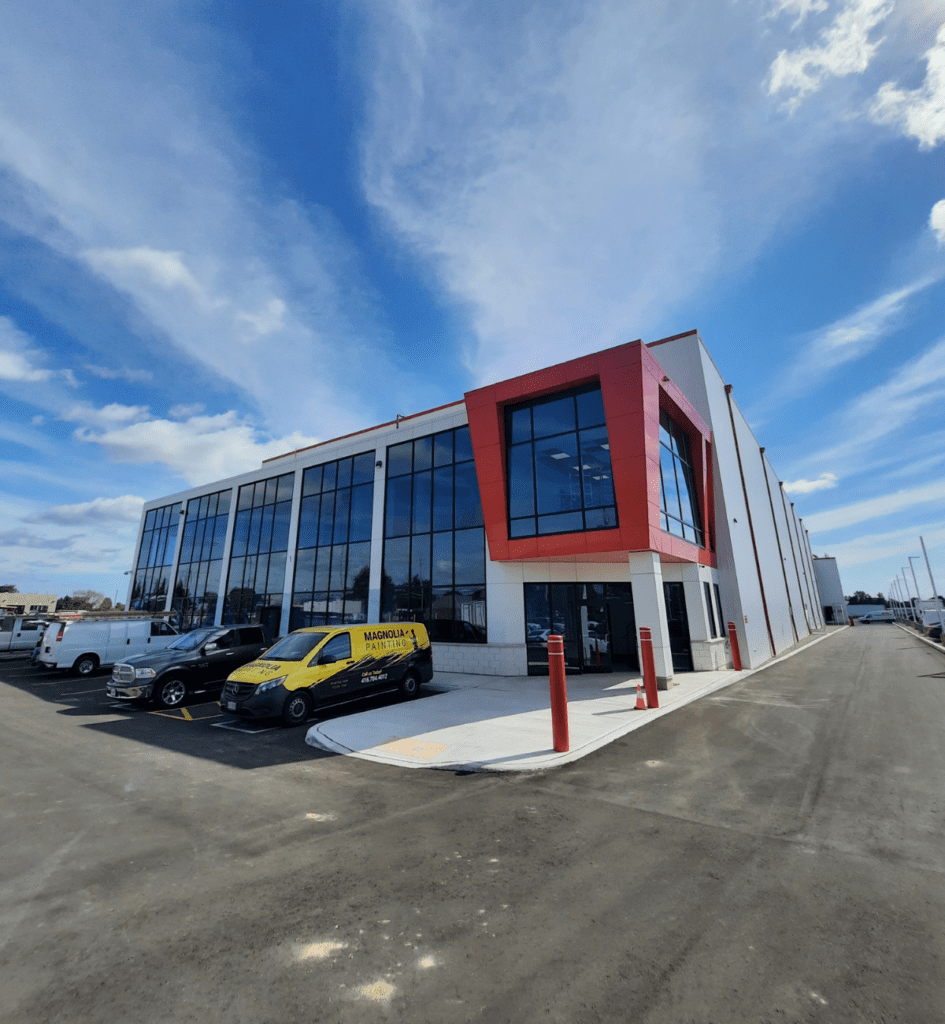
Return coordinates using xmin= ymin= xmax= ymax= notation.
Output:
xmin=306 ymin=631 xmax=356 ymax=702
xmin=104 ymin=622 xmax=130 ymax=663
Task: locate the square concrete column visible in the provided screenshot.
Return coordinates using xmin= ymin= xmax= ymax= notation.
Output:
xmin=628 ymin=552 xmax=674 ymax=688
xmin=681 ymin=562 xmax=710 ymax=642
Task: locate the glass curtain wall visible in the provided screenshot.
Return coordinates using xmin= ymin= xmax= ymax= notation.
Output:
xmin=290 ymin=452 xmax=375 ymax=629
xmin=223 ymin=472 xmax=294 ymax=636
xmin=131 ymin=503 xmax=182 ymax=613
xmin=171 ymin=490 xmax=232 ymax=630
xmin=658 ymin=409 xmax=704 ymax=546
xmin=506 ymin=383 xmax=617 ymax=538
xmin=382 ymin=426 xmax=487 ymax=641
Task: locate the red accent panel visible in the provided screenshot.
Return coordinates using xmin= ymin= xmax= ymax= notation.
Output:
xmin=464 ymin=339 xmax=713 ymax=564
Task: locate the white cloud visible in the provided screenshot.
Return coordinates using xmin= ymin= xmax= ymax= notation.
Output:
xmin=0 ymin=2 xmax=410 ymax=438
xmin=168 ymin=403 xmax=204 ymax=419
xmin=768 ymin=0 xmax=830 ymax=31
xmin=805 ymin=478 xmax=945 ymax=532
xmin=931 ymin=199 xmax=945 ymax=244
xmin=871 ymin=24 xmax=945 ymax=147
xmin=84 ymin=364 xmax=153 ymax=383
xmin=235 ymin=298 xmax=286 ymax=340
xmin=767 ymin=0 xmax=894 ymax=107
xmin=0 ymin=316 xmax=52 ymax=382
xmin=810 ymin=521 xmax=945 ymax=568
xmin=27 ymin=495 xmax=145 ymax=526
xmin=783 ymin=472 xmax=838 ymax=494
xmin=61 ymin=401 xmax=150 ymax=429
xmin=31 ymin=415 xmax=44 ymax=426
xmin=70 ymin=407 xmax=319 ymax=486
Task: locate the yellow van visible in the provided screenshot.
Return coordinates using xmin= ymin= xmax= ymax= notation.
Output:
xmin=220 ymin=623 xmax=432 ymax=726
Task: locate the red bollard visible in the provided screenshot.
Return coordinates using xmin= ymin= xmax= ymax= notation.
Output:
xmin=547 ymin=634 xmax=570 ymax=753
xmin=638 ymin=627 xmax=659 ymax=709
xmin=726 ymin=620 xmax=742 ymax=671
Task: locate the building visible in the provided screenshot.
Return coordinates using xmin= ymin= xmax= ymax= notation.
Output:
xmin=0 ymin=593 xmax=58 ymax=616
xmin=127 ymin=331 xmax=826 ymax=686
xmin=811 ymin=556 xmax=848 ymax=625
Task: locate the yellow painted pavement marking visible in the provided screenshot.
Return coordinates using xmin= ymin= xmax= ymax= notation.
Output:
xmin=377 ymin=737 xmax=448 ymax=759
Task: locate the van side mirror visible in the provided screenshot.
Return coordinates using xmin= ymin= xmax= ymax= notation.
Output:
xmin=204 ymin=642 xmax=218 ymax=653
xmin=318 ymin=652 xmax=336 ymax=665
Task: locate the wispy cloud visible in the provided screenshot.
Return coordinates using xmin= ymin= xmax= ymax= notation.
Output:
xmin=767 ymin=0 xmax=894 ymax=109
xmin=0 ymin=0 xmax=412 ymax=438
xmin=26 ymin=495 xmax=145 ymax=526
xmin=0 ymin=316 xmax=73 ymax=384
xmin=812 ymin=521 xmax=945 ymax=568
xmin=805 ymin=478 xmax=945 ymax=532
xmin=84 ymin=364 xmax=153 ymax=383
xmin=783 ymin=472 xmax=838 ymax=494
xmin=359 ymin=0 xmax=905 ymax=388
xmin=0 ymin=529 xmax=82 ymax=552
xmin=767 ymin=0 xmax=830 ymax=30
xmin=871 ymin=24 xmax=945 ymax=148
xmin=68 ymin=406 xmax=319 ymax=486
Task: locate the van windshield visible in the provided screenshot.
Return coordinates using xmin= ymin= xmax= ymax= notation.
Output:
xmin=265 ymin=631 xmax=329 ymax=662
xmin=167 ymin=628 xmax=219 ymax=651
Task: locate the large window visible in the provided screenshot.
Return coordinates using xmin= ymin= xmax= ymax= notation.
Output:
xmin=131 ymin=502 xmax=181 ymax=613
xmin=172 ymin=489 xmax=231 ymax=630
xmin=381 ymin=426 xmax=486 ymax=642
xmin=658 ymin=409 xmax=704 ymax=546
xmin=223 ymin=472 xmax=294 ymax=635
xmin=290 ymin=452 xmax=375 ymax=629
xmin=506 ymin=383 xmax=617 ymax=539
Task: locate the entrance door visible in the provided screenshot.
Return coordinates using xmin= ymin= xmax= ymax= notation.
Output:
xmin=605 ymin=583 xmax=639 ymax=673
xmin=662 ymin=581 xmax=694 ymax=672
xmin=578 ymin=583 xmax=611 ymax=673
xmin=549 ymin=583 xmax=582 ymax=674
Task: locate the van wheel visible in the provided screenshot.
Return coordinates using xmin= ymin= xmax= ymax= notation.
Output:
xmin=154 ymin=677 xmax=187 ymax=709
xmin=73 ymin=654 xmax=99 ymax=676
xmin=399 ymin=671 xmax=421 ymax=699
xmin=281 ymin=691 xmax=313 ymax=727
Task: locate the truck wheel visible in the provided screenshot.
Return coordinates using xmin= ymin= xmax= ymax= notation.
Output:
xmin=154 ymin=677 xmax=187 ymax=709
xmin=73 ymin=654 xmax=99 ymax=676
xmin=281 ymin=691 xmax=313 ymax=727
xmin=399 ymin=671 xmax=421 ymax=699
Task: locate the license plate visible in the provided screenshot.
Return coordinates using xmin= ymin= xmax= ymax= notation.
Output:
xmin=226 ymin=701 xmax=236 ymax=711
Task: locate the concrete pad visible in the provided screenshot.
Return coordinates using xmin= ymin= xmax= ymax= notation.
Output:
xmin=305 ymin=627 xmax=848 ymax=772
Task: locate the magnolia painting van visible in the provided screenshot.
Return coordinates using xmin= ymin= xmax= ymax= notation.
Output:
xmin=221 ymin=623 xmax=432 ymax=726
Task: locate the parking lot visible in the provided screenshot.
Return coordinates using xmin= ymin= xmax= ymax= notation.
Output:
xmin=3 ymin=625 xmax=944 ymax=1024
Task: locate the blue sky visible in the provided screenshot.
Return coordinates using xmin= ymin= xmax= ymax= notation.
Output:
xmin=1 ymin=0 xmax=944 ymax=606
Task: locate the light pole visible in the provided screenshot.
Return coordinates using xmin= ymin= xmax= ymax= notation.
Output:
xmin=908 ymin=556 xmax=924 ymax=625
xmin=901 ymin=568 xmax=917 ymax=622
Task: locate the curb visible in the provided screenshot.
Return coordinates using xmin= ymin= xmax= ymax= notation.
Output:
xmin=306 ymin=626 xmax=850 ymax=773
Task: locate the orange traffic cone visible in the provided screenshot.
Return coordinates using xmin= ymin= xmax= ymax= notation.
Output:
xmin=635 ymin=681 xmax=647 ymax=710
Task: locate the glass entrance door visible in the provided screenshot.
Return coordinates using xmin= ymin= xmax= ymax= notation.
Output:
xmin=525 ymin=582 xmax=635 ymax=675
xmin=662 ymin=581 xmax=694 ymax=672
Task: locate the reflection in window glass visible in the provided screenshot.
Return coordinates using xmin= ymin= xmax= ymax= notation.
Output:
xmin=658 ymin=409 xmax=704 ymax=547
xmin=132 ymin=501 xmax=182 ymax=614
xmin=172 ymin=489 xmax=232 ymax=630
xmin=291 ymin=452 xmax=375 ymax=628
xmin=224 ymin=472 xmax=295 ymax=636
xmin=382 ymin=427 xmax=486 ymax=642
xmin=505 ymin=383 xmax=617 ymax=538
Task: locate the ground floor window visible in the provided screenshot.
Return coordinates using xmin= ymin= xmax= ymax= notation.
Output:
xmin=524 ymin=582 xmax=638 ymax=676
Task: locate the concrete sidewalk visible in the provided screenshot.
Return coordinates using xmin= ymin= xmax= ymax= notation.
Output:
xmin=305 ymin=626 xmax=848 ymax=772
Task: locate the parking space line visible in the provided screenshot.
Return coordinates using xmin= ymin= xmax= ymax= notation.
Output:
xmin=211 ymin=719 xmax=283 ymax=734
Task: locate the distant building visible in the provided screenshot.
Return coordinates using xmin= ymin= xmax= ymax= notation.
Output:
xmin=0 ymin=593 xmax=57 ymax=616
xmin=128 ymin=331 xmax=828 ymax=684
xmin=811 ymin=557 xmax=847 ymax=624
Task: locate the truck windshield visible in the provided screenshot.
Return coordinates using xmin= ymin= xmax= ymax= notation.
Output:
xmin=167 ymin=628 xmax=219 ymax=651
xmin=264 ymin=631 xmax=329 ymax=662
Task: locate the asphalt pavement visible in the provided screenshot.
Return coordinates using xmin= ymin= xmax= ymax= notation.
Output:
xmin=2 ymin=622 xmax=944 ymax=1024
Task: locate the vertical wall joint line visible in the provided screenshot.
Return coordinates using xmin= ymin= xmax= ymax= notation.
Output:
xmin=760 ymin=448 xmax=798 ymax=644
xmin=724 ymin=385 xmax=777 ymax=658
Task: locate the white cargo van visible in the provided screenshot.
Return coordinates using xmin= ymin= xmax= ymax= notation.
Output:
xmin=37 ymin=617 xmax=179 ymax=675
xmin=0 ymin=616 xmax=50 ymax=653
xmin=857 ymin=610 xmax=895 ymax=623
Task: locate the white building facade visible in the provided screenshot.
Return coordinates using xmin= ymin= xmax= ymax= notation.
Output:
xmin=127 ymin=331 xmax=826 ymax=685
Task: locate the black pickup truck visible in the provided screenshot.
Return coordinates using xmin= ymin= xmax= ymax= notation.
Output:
xmin=107 ymin=625 xmax=270 ymax=708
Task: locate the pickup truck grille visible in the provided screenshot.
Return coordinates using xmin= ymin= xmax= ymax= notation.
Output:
xmin=112 ymin=664 xmax=135 ymax=684
xmin=222 ymin=680 xmax=256 ymax=702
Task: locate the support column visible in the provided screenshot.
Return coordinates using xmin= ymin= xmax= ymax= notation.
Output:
xmin=628 ymin=552 xmax=674 ymax=689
